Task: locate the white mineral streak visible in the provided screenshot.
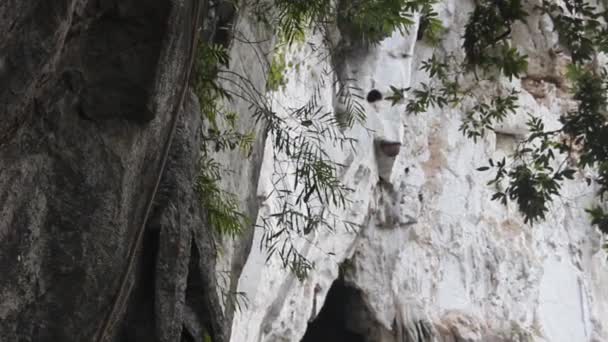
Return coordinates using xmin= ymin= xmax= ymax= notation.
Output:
xmin=230 ymin=1 xmax=608 ymax=341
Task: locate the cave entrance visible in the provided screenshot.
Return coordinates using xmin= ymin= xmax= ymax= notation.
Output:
xmin=301 ymin=277 xmax=375 ymax=342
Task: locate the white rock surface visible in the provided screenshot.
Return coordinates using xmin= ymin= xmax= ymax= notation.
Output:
xmin=230 ymin=1 xmax=608 ymax=341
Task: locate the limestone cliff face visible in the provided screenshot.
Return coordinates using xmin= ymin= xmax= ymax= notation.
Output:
xmin=230 ymin=1 xmax=608 ymax=341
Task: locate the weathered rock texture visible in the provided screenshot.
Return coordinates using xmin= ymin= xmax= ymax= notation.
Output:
xmin=231 ymin=1 xmax=608 ymax=342
xmin=0 ymin=0 xmax=270 ymax=341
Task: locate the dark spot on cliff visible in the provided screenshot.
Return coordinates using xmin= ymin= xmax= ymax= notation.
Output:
xmin=378 ymin=141 xmax=401 ymax=157
xmin=301 ymin=277 xmax=376 ymax=342
xmin=366 ymin=89 xmax=382 ymax=103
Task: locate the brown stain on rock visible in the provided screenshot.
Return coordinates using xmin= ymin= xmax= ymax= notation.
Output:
xmin=500 ymin=218 xmax=523 ymax=238
xmin=421 ymin=122 xmax=447 ymax=190
xmin=523 ymin=50 xmax=573 ymax=105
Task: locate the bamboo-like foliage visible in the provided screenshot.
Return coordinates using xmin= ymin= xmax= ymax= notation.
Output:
xmin=194 ymin=0 xmax=608 ymax=281
xmin=402 ymin=0 xmax=608 ymax=240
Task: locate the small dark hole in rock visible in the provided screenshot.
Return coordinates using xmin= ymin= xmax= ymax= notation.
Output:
xmin=366 ymin=89 xmax=383 ymax=103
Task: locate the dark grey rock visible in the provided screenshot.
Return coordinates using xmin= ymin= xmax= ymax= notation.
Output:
xmin=0 ymin=0 xmax=247 ymax=341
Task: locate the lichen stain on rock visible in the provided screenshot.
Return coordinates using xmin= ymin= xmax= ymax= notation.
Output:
xmin=420 ymin=121 xmax=447 ymax=195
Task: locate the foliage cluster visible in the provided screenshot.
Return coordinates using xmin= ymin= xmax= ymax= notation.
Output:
xmin=192 ymin=41 xmax=253 ymax=238
xmin=337 ymin=0 xmax=425 ymax=44
xmin=250 ymin=0 xmax=440 ymax=46
xmin=417 ymin=4 xmax=445 ymax=44
xmin=540 ymin=0 xmax=608 ymax=64
xmin=191 ymin=33 xmax=258 ymax=314
xmin=399 ymin=0 xmax=608 ymax=240
xmin=480 ymin=1 xmax=608 ymax=228
xmin=267 ymin=50 xmax=288 ymax=91
xmin=254 ymin=83 xmax=359 ymax=279
xmin=463 ymin=0 xmax=528 ymax=78
xmin=191 ymin=14 xmax=353 ymax=279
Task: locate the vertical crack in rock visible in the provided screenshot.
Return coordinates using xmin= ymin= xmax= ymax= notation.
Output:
xmin=119 ymin=221 xmax=161 ymax=342
xmin=117 ymin=91 xmax=227 ymax=342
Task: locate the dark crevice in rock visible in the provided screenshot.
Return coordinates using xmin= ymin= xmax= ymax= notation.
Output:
xmin=301 ymin=276 xmax=373 ymax=342
xmin=119 ymin=228 xmax=160 ymax=342
xmin=130 ymin=91 xmax=226 ymax=342
xmin=183 ymin=238 xmax=216 ymax=341
xmin=181 ymin=328 xmax=196 ymax=342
